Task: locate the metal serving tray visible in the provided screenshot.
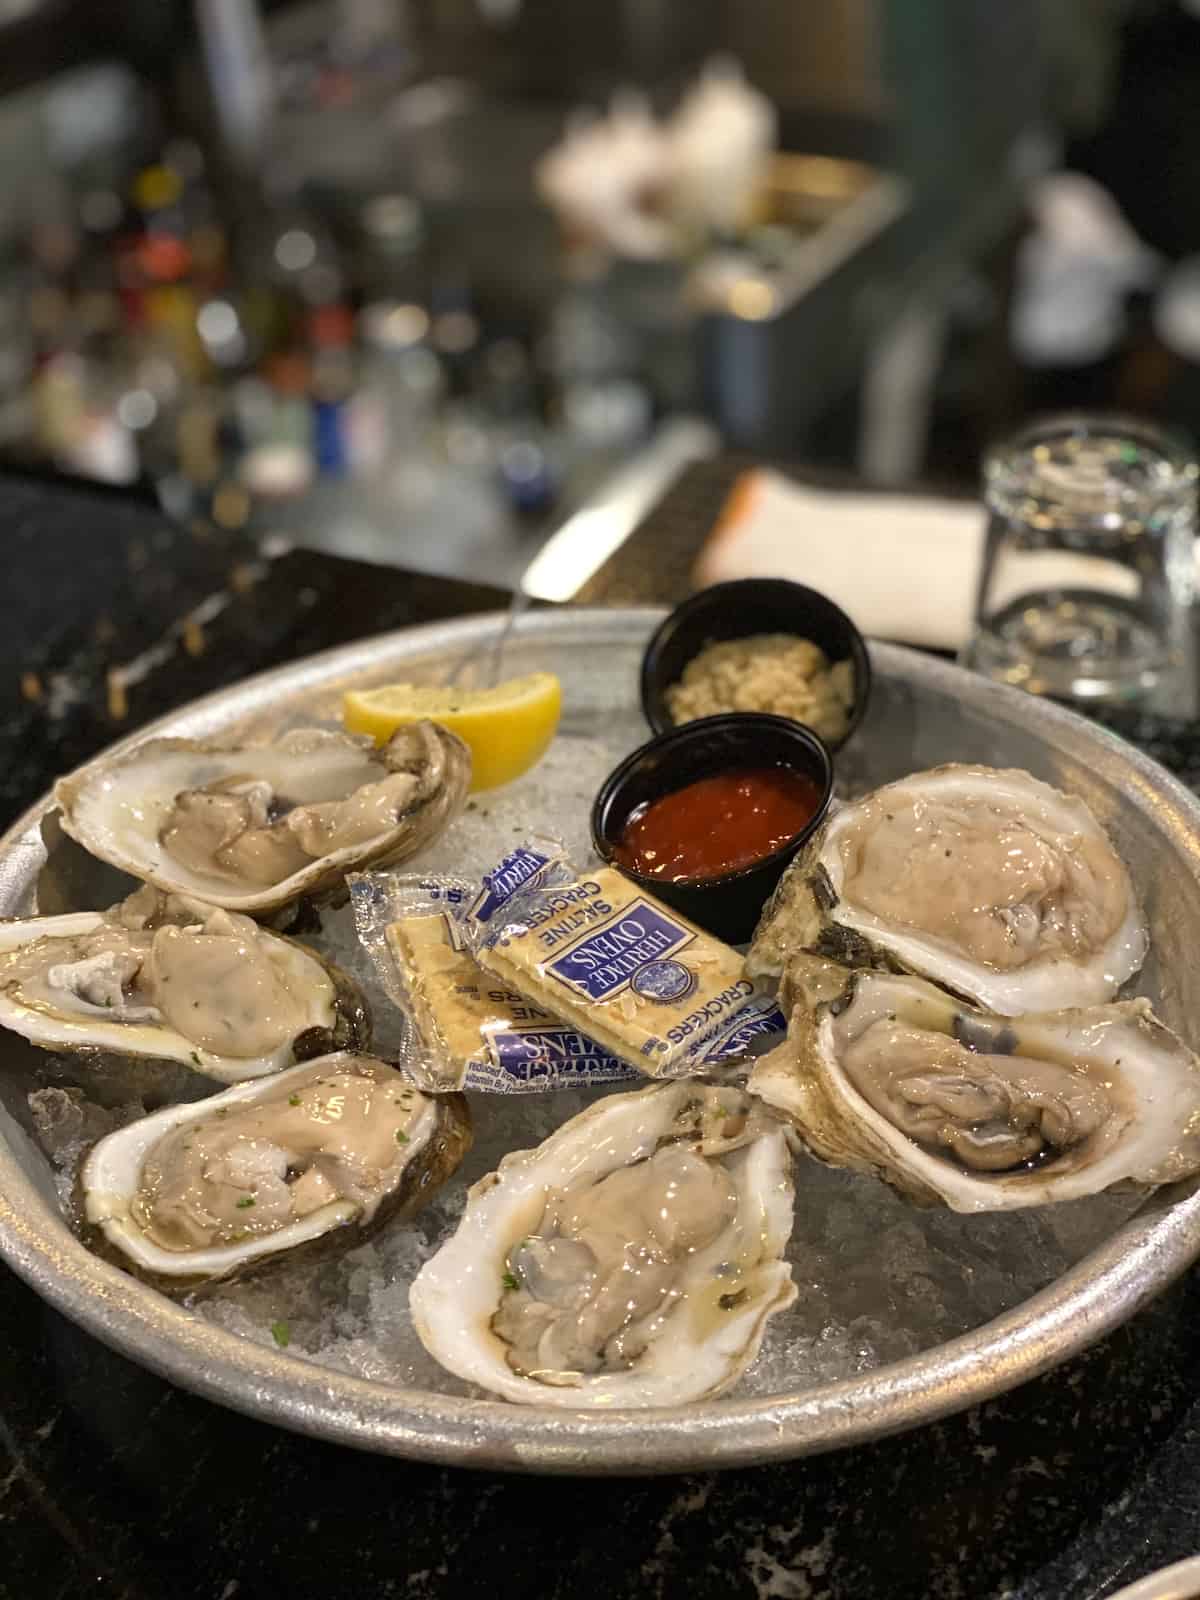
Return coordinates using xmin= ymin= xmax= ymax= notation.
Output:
xmin=1 ymin=608 xmax=1199 ymax=1476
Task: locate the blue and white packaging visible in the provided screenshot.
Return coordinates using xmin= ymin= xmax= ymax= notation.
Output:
xmin=461 ymin=844 xmax=779 ymax=1078
xmin=349 ymin=868 xmax=636 ymax=1094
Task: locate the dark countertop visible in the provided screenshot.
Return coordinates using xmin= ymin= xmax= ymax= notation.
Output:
xmin=2 ymin=471 xmax=1200 ymax=1600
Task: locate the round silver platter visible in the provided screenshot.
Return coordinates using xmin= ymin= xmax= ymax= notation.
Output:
xmin=1 ymin=607 xmax=1199 ymax=1476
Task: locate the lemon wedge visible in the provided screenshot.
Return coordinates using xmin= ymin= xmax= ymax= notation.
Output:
xmin=343 ymin=672 xmax=562 ymax=791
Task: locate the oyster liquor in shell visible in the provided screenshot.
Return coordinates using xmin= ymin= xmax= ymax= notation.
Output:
xmin=410 ymin=1080 xmax=796 ymax=1406
xmin=81 ymin=1052 xmax=472 ymax=1291
xmin=750 ymin=970 xmax=1200 ymax=1212
xmin=0 ymin=887 xmax=369 ymax=1082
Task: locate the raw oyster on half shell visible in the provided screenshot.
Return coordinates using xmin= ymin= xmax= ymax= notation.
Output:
xmin=54 ymin=722 xmax=471 ymax=917
xmin=0 ymin=886 xmax=368 ymax=1082
xmin=749 ymin=764 xmax=1147 ymax=1015
xmin=81 ymin=1051 xmax=471 ymax=1291
xmin=410 ymin=1080 xmax=795 ymax=1407
xmin=750 ymin=969 xmax=1200 ymax=1212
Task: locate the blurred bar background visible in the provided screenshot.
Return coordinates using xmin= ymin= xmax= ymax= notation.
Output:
xmin=0 ymin=0 xmax=1193 ymax=592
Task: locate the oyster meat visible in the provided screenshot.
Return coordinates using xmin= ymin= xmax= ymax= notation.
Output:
xmin=82 ymin=1051 xmax=471 ymax=1289
xmin=749 ymin=764 xmax=1146 ymax=1015
xmin=410 ymin=1081 xmax=795 ymax=1407
xmin=54 ymin=722 xmax=471 ymax=916
xmin=750 ymin=969 xmax=1200 ymax=1211
xmin=0 ymin=886 xmax=368 ymax=1082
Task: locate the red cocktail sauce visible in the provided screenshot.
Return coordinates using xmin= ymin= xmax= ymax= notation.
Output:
xmin=614 ymin=765 xmax=823 ymax=883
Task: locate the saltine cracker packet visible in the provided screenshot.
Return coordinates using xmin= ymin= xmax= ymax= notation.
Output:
xmin=350 ymin=870 xmax=637 ymax=1093
xmin=463 ymin=845 xmax=779 ymax=1077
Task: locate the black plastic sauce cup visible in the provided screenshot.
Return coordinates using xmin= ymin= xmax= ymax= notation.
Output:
xmin=640 ymin=578 xmax=871 ymax=750
xmin=591 ymin=712 xmax=834 ymax=944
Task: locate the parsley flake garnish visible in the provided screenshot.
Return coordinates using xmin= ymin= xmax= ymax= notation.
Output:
xmin=501 ymin=1271 xmax=520 ymax=1292
xmin=288 ymin=1093 xmax=301 ymax=1107
xmin=395 ymin=1129 xmax=410 ymax=1144
xmin=236 ymin=1196 xmax=255 ymax=1210
xmin=271 ymin=1321 xmax=290 ymax=1349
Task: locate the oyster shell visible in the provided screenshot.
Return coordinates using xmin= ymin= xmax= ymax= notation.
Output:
xmin=0 ymin=886 xmax=368 ymax=1083
xmin=81 ymin=1051 xmax=471 ymax=1291
xmin=54 ymin=722 xmax=471 ymax=917
xmin=749 ymin=764 xmax=1147 ymax=1015
xmin=750 ymin=969 xmax=1200 ymax=1211
xmin=410 ymin=1080 xmax=795 ymax=1407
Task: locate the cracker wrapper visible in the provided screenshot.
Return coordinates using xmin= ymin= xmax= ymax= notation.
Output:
xmin=350 ymin=869 xmax=637 ymax=1094
xmin=700 ymin=991 xmax=788 ymax=1065
xmin=463 ymin=845 xmax=779 ymax=1077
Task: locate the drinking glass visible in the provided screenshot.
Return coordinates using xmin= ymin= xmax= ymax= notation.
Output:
xmin=962 ymin=413 xmax=1198 ymax=702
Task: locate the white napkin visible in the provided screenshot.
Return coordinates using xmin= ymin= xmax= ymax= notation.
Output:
xmin=696 ymin=470 xmax=985 ymax=651
xmin=695 ymin=469 xmax=1193 ymax=653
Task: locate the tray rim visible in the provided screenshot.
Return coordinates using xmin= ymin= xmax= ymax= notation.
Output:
xmin=2 ymin=605 xmax=1200 ymax=1476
